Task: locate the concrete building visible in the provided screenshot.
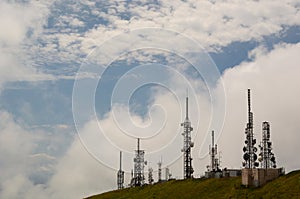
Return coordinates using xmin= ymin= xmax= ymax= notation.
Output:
xmin=242 ymin=168 xmax=284 ymax=187
xmin=222 ymin=169 xmax=242 ymax=178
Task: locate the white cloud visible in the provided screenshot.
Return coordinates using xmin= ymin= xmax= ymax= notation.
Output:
xmin=78 ymin=0 xmax=300 ymax=55
xmin=26 ymin=0 xmax=300 ymax=69
xmin=0 ymin=1 xmax=54 ymax=90
xmin=0 ymin=110 xmax=115 ymax=199
xmin=0 ymin=111 xmax=52 ymax=199
xmin=46 ymin=136 xmax=115 ymax=199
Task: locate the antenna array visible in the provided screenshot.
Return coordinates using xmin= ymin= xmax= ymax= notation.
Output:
xmin=181 ymin=95 xmax=194 ymax=179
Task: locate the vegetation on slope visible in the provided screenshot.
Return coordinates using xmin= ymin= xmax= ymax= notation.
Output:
xmin=86 ymin=170 xmax=300 ymax=199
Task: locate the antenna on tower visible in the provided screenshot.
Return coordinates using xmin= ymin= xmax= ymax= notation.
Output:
xmin=186 ymin=89 xmax=189 ymax=120
xmin=158 ymin=157 xmax=162 ymax=182
xmin=117 ymin=151 xmax=124 ymax=189
xmin=181 ymin=94 xmax=194 ymax=179
xmin=248 ymin=89 xmax=251 ymax=124
xmin=148 ymin=167 xmax=154 ymax=185
xmin=208 ymin=130 xmax=220 ymax=172
xmin=242 ymin=89 xmax=259 ymax=168
xmin=132 ymin=138 xmax=146 ymax=187
xmin=258 ymin=122 xmax=277 ymax=169
xmin=212 ymin=130 xmax=214 ymax=147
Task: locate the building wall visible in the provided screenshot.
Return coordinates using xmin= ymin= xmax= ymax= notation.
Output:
xmin=223 ymin=169 xmax=241 ymax=177
xmin=242 ymin=168 xmax=283 ymax=187
xmin=205 ymin=169 xmax=241 ymax=178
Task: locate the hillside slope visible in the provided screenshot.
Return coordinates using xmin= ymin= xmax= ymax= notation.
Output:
xmin=87 ymin=170 xmax=300 ymax=199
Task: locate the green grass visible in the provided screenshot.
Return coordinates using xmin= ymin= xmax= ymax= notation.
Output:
xmin=87 ymin=170 xmax=300 ymax=199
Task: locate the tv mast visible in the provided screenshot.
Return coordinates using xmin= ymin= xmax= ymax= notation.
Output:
xmin=148 ymin=167 xmax=154 ymax=185
xmin=258 ymin=122 xmax=277 ymax=168
xmin=209 ymin=130 xmax=220 ymax=171
xmin=117 ymin=151 xmax=124 ymax=189
xmin=158 ymin=158 xmax=162 ymax=182
xmin=133 ymin=138 xmax=146 ymax=186
xmin=181 ymin=93 xmax=194 ymax=179
xmin=242 ymin=89 xmax=259 ymax=168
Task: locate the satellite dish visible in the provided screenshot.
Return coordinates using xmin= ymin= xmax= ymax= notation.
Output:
xmin=254 ymin=147 xmax=257 ymax=152
xmin=190 ymin=142 xmax=194 ymax=147
xmin=268 ymin=142 xmax=272 ymax=147
xmin=270 ymin=156 xmax=275 ymax=162
xmin=253 ymin=154 xmax=257 ymax=161
xmin=243 ymin=153 xmax=250 ymax=161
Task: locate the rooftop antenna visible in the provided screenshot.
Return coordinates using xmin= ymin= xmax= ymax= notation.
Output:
xmin=117 ymin=151 xmax=124 ymax=189
xmin=258 ymin=122 xmax=276 ymax=169
xmin=181 ymin=91 xmax=194 ymax=179
xmin=242 ymin=89 xmax=259 ymax=168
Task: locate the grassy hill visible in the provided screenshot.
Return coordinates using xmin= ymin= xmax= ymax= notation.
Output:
xmin=87 ymin=170 xmax=300 ymax=199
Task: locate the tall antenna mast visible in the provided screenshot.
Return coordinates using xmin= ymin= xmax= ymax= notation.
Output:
xmin=212 ymin=130 xmax=214 ymax=147
xmin=117 ymin=151 xmax=124 ymax=189
xmin=211 ymin=131 xmax=215 ymax=171
xmin=208 ymin=130 xmax=220 ymax=172
xmin=248 ymin=89 xmax=251 ymax=124
xmin=133 ymin=138 xmax=146 ymax=186
xmin=158 ymin=157 xmax=162 ymax=182
xmin=242 ymin=89 xmax=259 ymax=168
xmin=148 ymin=167 xmax=154 ymax=185
xmin=186 ymin=90 xmax=189 ymax=120
xmin=181 ymin=93 xmax=194 ymax=179
xmin=258 ymin=122 xmax=276 ymax=169
xmin=120 ymin=151 xmax=122 ymax=169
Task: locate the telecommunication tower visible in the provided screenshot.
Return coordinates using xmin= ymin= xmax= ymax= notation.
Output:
xmin=258 ymin=122 xmax=277 ymax=168
xmin=165 ymin=167 xmax=172 ymax=180
xmin=148 ymin=167 xmax=154 ymax=185
xmin=117 ymin=151 xmax=124 ymax=189
xmin=208 ymin=130 xmax=220 ymax=172
xmin=242 ymin=89 xmax=259 ymax=168
xmin=133 ymin=138 xmax=146 ymax=186
xmin=158 ymin=159 xmax=162 ymax=182
xmin=181 ymin=95 xmax=194 ymax=179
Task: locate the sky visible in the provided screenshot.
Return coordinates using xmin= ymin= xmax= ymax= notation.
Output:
xmin=0 ymin=0 xmax=300 ymax=198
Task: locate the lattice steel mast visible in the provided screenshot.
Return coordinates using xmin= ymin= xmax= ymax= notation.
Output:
xmin=181 ymin=95 xmax=194 ymax=179
xmin=209 ymin=130 xmax=220 ymax=171
xmin=133 ymin=138 xmax=146 ymax=186
xmin=148 ymin=167 xmax=154 ymax=185
xmin=258 ymin=122 xmax=276 ymax=168
xmin=117 ymin=151 xmax=124 ymax=189
xmin=158 ymin=158 xmax=162 ymax=182
xmin=242 ymin=89 xmax=259 ymax=168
